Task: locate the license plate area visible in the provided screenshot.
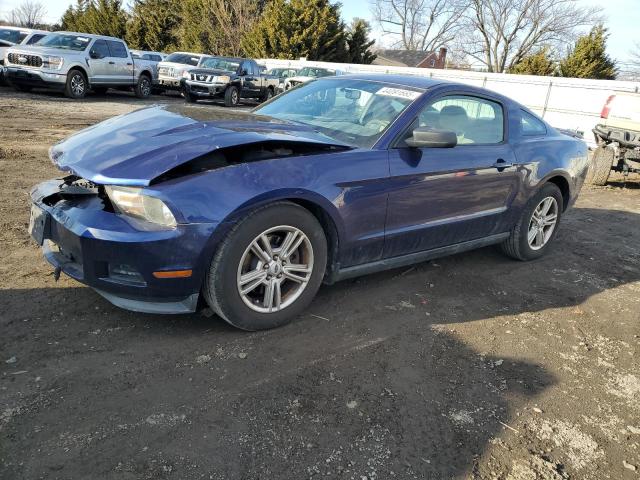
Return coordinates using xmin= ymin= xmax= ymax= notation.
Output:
xmin=28 ymin=204 xmax=50 ymax=245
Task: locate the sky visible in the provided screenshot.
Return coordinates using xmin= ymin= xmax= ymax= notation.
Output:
xmin=0 ymin=0 xmax=637 ymax=64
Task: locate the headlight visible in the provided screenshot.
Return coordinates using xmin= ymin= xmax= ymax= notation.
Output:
xmin=42 ymin=55 xmax=63 ymax=70
xmin=182 ymin=70 xmax=190 ymax=79
xmin=213 ymin=75 xmax=230 ymax=83
xmin=105 ymin=186 xmax=176 ymax=228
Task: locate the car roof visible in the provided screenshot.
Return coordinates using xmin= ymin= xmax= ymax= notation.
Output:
xmin=48 ymin=31 xmax=124 ymax=42
xmin=332 ymin=73 xmax=445 ymax=90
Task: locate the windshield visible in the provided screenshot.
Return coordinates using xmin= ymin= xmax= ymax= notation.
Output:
xmin=255 ymin=79 xmax=423 ymax=148
xmin=35 ymin=34 xmax=91 ymax=51
xmin=0 ymin=28 xmax=28 ymax=45
xmin=297 ymin=67 xmax=333 ymax=78
xmin=199 ymin=57 xmax=240 ymax=72
xmin=165 ymin=53 xmax=200 ymax=66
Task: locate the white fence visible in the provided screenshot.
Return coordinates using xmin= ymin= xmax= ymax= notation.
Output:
xmin=259 ymin=58 xmax=640 ymax=147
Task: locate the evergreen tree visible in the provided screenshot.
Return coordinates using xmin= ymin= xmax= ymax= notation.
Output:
xmin=60 ymin=0 xmax=127 ymax=38
xmin=126 ymin=0 xmax=180 ymax=51
xmin=242 ymin=0 xmax=348 ymax=62
xmin=559 ymin=25 xmax=617 ymax=79
xmin=346 ymin=18 xmax=376 ymax=64
xmin=510 ymin=47 xmax=556 ymax=76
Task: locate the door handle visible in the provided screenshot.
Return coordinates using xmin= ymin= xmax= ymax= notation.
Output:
xmin=108 ymin=61 xmax=115 ymax=65
xmin=127 ymin=62 xmax=132 ymax=66
xmin=492 ymin=158 xmax=513 ymax=170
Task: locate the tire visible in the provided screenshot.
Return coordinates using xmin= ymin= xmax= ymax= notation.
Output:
xmin=501 ymin=183 xmax=563 ymax=261
xmin=587 ymin=146 xmax=613 ymax=186
xmin=203 ymin=202 xmax=327 ymax=330
xmin=183 ymin=86 xmax=197 ymax=103
xmin=134 ymin=74 xmax=152 ymax=99
xmin=65 ymin=69 xmax=87 ymax=99
xmin=260 ymin=86 xmax=274 ymax=103
xmin=224 ymin=85 xmax=239 ymax=107
xmin=14 ymin=84 xmax=32 ymax=93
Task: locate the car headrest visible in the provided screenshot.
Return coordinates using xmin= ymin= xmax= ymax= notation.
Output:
xmin=440 ymin=105 xmax=467 ymax=118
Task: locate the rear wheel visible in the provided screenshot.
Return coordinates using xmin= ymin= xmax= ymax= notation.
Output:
xmin=224 ymin=85 xmax=239 ymax=107
xmin=501 ymin=183 xmax=563 ymax=261
xmin=587 ymin=146 xmax=614 ymax=185
xmin=65 ymin=69 xmax=87 ymax=99
xmin=134 ymin=74 xmax=152 ymax=99
xmin=203 ymin=202 xmax=327 ymax=330
xmin=261 ymin=86 xmax=274 ymax=103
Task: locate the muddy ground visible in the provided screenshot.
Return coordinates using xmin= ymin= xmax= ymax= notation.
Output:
xmin=0 ymin=87 xmax=638 ymax=480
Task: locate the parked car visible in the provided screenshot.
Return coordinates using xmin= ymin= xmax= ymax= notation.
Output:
xmin=283 ymin=66 xmax=336 ymax=90
xmin=28 ymin=74 xmax=588 ymax=329
xmin=181 ymin=56 xmax=279 ymax=106
xmin=0 ymin=26 xmax=49 ymax=83
xmin=5 ymin=32 xmax=157 ymax=99
xmin=157 ymin=52 xmax=205 ymax=90
xmin=587 ymin=92 xmax=640 ymax=185
xmin=265 ymin=67 xmax=299 ymax=93
xmin=130 ymin=50 xmax=166 ymax=62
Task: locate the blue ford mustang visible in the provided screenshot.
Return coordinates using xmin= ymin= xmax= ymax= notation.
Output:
xmin=29 ymin=74 xmax=589 ymax=330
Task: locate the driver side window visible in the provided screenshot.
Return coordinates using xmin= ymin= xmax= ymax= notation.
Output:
xmin=90 ymin=40 xmax=110 ymax=59
xmin=416 ymin=95 xmax=504 ymax=145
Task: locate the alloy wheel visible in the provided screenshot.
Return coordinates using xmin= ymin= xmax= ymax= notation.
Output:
xmin=71 ymin=74 xmax=85 ymax=96
xmin=141 ymin=78 xmax=151 ymax=97
xmin=236 ymin=226 xmax=314 ymax=313
xmin=528 ymin=196 xmax=558 ymax=250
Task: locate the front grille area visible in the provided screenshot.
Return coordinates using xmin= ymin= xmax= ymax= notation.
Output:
xmin=8 ymin=52 xmax=43 ymax=67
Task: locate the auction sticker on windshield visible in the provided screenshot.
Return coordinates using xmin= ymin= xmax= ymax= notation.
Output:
xmin=376 ymin=87 xmax=421 ymax=101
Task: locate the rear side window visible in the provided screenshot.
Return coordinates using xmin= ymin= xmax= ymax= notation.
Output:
xmin=520 ymin=110 xmax=547 ymax=136
xmin=90 ymin=40 xmax=110 ymax=59
xmin=107 ymin=41 xmax=128 ymax=58
xmin=417 ymin=95 xmax=504 ymax=145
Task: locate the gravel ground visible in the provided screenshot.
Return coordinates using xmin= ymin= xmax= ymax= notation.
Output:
xmin=0 ymin=87 xmax=639 ymax=480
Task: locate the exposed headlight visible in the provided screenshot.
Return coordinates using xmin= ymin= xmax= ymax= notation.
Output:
xmin=42 ymin=55 xmax=63 ymax=70
xmin=105 ymin=186 xmax=176 ymax=228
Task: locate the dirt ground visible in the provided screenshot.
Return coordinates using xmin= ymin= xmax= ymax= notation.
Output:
xmin=0 ymin=87 xmax=638 ymax=480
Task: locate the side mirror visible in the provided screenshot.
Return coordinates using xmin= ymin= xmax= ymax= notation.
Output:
xmin=405 ymin=127 xmax=457 ymax=148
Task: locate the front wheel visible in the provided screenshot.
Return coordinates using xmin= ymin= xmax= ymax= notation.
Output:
xmin=224 ymin=85 xmax=239 ymax=107
xmin=501 ymin=183 xmax=563 ymax=261
xmin=183 ymin=86 xmax=197 ymax=103
xmin=203 ymin=202 xmax=327 ymax=330
xmin=65 ymin=69 xmax=87 ymax=99
xmin=260 ymin=87 xmax=274 ymax=103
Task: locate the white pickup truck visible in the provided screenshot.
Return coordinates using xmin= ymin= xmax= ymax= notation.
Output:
xmin=0 ymin=26 xmax=49 ymax=83
xmin=4 ymin=31 xmax=158 ymax=99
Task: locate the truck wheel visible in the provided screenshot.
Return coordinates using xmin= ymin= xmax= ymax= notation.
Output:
xmin=135 ymin=74 xmax=152 ymax=99
xmin=65 ymin=69 xmax=87 ymax=99
xmin=587 ymin=146 xmax=614 ymax=186
xmin=260 ymin=87 xmax=274 ymax=103
xmin=183 ymin=87 xmax=197 ymax=103
xmin=224 ymin=86 xmax=239 ymax=107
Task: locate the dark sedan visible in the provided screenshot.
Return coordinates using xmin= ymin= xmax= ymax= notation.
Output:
xmin=29 ymin=75 xmax=589 ymax=330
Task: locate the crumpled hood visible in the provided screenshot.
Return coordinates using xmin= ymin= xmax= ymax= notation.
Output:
xmin=50 ymin=104 xmax=349 ymax=186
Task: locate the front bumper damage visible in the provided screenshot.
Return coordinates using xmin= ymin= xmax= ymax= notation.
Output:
xmin=29 ymin=177 xmax=216 ymax=314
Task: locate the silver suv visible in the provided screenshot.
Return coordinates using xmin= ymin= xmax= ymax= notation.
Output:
xmin=4 ymin=31 xmax=158 ymax=99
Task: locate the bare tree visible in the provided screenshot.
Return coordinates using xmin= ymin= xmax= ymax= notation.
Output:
xmin=460 ymin=0 xmax=601 ymax=73
xmin=9 ymin=0 xmax=46 ymax=28
xmin=371 ymin=0 xmax=467 ymax=51
xmin=209 ymin=0 xmax=259 ymax=57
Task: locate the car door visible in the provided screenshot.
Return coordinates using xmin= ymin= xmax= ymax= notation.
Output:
xmin=384 ymin=94 xmax=520 ymax=258
xmin=88 ymin=39 xmax=112 ymax=84
xmin=106 ymin=40 xmax=133 ymax=85
xmin=240 ymin=61 xmax=260 ymax=98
